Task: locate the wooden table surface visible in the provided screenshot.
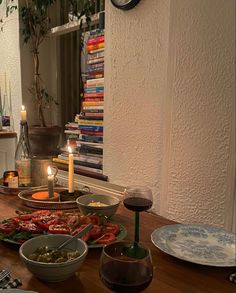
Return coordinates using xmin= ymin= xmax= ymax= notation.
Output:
xmin=0 ymin=192 xmax=235 ymax=293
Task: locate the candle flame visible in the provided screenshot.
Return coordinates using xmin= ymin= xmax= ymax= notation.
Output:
xmin=68 ymin=146 xmax=72 ymax=154
xmin=21 ymin=105 xmax=25 ymax=111
xmin=47 ymin=166 xmax=52 ymax=175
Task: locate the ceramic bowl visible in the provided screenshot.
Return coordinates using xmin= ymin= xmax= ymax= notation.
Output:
xmin=76 ymin=194 xmax=120 ymax=218
xmin=19 ymin=234 xmax=88 ymax=282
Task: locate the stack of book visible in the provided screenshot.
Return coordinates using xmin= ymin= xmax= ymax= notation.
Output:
xmin=54 ymin=29 xmax=107 ymax=181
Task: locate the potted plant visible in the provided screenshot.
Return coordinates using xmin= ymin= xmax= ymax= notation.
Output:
xmin=20 ymin=0 xmax=61 ymax=157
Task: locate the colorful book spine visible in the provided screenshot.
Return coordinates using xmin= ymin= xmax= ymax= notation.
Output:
xmin=82 ymin=101 xmax=104 ymax=106
xmin=84 ymin=86 xmax=104 ymax=93
xmin=87 ymin=35 xmax=104 ymax=45
xmin=74 ymin=164 xmax=103 ymax=174
xmin=77 ymin=115 xmax=103 ymax=120
xmin=84 ymin=93 xmax=104 ymax=98
xmin=87 ymin=42 xmax=104 ymax=52
xmin=80 ymin=130 xmax=103 ymax=136
xmin=87 ymin=51 xmax=104 ymax=60
xmin=88 ymin=48 xmax=104 ymax=54
xmin=86 ymin=78 xmax=104 ymax=87
xmin=87 ymin=57 xmax=104 ymax=65
xmin=79 ymin=134 xmax=103 ymax=143
xmin=78 ymin=119 xmax=103 ymax=126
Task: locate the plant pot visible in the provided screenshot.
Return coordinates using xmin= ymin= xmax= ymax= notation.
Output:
xmin=28 ymin=125 xmax=61 ymax=157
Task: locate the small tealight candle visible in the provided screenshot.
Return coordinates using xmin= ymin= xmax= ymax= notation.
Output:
xmin=68 ymin=146 xmax=74 ymax=193
xmin=21 ymin=105 xmax=27 ymax=121
xmin=47 ymin=166 xmax=54 ymax=198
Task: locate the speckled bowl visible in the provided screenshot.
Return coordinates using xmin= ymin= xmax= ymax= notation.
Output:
xmin=19 ymin=234 xmax=88 ymax=282
xmin=76 ymin=194 xmax=120 ymax=218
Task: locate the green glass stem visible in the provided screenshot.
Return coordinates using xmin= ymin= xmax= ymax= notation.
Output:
xmin=134 ymin=211 xmax=140 ymax=243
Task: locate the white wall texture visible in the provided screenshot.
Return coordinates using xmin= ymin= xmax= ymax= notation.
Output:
xmin=0 ymin=1 xmax=22 ymax=135
xmin=104 ymin=0 xmax=235 ymax=231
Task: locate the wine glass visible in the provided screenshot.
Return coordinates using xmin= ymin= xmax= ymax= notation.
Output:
xmin=123 ymin=185 xmax=153 ymax=258
xmin=99 ymin=241 xmax=153 ymax=293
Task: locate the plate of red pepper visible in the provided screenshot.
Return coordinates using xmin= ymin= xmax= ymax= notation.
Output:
xmin=0 ymin=210 xmax=127 ymax=248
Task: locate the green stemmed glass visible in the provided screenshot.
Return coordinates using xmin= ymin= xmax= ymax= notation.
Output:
xmin=123 ymin=185 xmax=153 ymax=258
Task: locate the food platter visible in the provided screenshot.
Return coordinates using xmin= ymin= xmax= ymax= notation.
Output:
xmin=0 ymin=178 xmax=47 ymax=196
xmin=151 ymin=224 xmax=236 ymax=267
xmin=18 ymin=187 xmax=88 ymax=210
xmin=1 ymin=223 xmax=127 ymax=248
xmin=0 ymin=210 xmax=127 ymax=248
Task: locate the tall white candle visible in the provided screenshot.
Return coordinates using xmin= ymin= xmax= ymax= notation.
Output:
xmin=21 ymin=105 xmax=27 ymax=121
xmin=68 ymin=146 xmax=74 ymax=193
xmin=47 ymin=166 xmax=54 ymax=198
xmin=4 ymin=72 xmax=7 ymax=94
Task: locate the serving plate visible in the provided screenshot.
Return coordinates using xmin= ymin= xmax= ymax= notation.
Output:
xmin=1 ymin=223 xmax=127 ymax=249
xmin=151 ymin=224 xmax=236 ymax=267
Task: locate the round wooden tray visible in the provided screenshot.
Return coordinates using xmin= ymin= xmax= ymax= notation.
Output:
xmin=18 ymin=187 xmax=90 ymax=210
xmin=0 ymin=178 xmax=47 ymax=195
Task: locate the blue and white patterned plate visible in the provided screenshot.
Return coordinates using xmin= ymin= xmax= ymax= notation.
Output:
xmin=151 ymin=224 xmax=236 ymax=267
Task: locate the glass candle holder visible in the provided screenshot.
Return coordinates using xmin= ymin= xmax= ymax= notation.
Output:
xmin=3 ymin=171 xmax=19 ymax=188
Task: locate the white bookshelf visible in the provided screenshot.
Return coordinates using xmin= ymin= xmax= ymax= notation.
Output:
xmin=49 ymin=12 xmax=101 ymax=37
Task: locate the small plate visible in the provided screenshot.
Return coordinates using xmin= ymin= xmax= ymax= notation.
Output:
xmin=151 ymin=224 xmax=236 ymax=267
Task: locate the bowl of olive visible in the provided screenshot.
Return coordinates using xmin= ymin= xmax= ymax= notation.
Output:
xmin=19 ymin=234 xmax=88 ymax=282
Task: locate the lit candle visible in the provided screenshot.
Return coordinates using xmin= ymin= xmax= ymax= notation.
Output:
xmin=21 ymin=105 xmax=27 ymax=121
xmin=68 ymin=146 xmax=74 ymax=193
xmin=47 ymin=166 xmax=54 ymax=198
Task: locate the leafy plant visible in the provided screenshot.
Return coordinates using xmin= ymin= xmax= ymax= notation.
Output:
xmin=20 ymin=0 xmax=57 ymax=127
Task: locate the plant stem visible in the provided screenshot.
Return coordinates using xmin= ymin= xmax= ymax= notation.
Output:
xmin=134 ymin=211 xmax=139 ymax=243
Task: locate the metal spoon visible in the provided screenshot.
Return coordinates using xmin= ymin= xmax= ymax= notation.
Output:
xmin=57 ymin=223 xmax=93 ymax=250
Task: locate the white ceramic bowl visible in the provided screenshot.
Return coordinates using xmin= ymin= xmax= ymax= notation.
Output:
xmin=19 ymin=234 xmax=88 ymax=282
xmin=76 ymin=194 xmax=120 ymax=218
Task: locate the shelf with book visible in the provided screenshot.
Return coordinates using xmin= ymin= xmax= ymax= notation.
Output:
xmin=48 ymin=12 xmax=102 ymax=37
xmin=56 ymin=28 xmax=105 ymax=180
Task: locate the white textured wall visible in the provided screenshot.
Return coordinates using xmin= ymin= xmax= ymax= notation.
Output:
xmin=161 ymin=0 xmax=235 ymax=229
xmin=0 ymin=1 xmax=22 ymax=135
xmin=104 ymin=0 xmax=171 ymax=214
xmin=105 ymin=0 xmax=235 ymax=230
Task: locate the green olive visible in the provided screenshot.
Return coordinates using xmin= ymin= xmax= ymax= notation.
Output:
xmin=28 ymin=246 xmax=80 ymax=263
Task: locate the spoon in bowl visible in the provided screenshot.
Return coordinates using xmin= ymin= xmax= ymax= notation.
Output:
xmin=57 ymin=223 xmax=93 ymax=250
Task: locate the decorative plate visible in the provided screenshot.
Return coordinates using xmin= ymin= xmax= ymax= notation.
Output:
xmin=18 ymin=188 xmax=87 ymax=210
xmin=151 ymin=224 xmax=236 ymax=267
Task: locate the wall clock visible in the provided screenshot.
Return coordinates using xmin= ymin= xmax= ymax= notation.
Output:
xmin=110 ymin=0 xmax=141 ymax=10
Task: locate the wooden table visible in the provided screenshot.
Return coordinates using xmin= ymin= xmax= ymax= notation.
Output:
xmin=0 ymin=192 xmax=235 ymax=293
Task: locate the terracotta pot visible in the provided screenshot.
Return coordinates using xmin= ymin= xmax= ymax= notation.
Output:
xmin=28 ymin=125 xmax=61 ymax=157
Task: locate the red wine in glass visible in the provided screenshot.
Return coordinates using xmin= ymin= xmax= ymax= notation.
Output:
xmin=99 ymin=241 xmax=153 ymax=293
xmin=123 ymin=186 xmax=153 ymax=258
xmin=123 ymin=197 xmax=153 ymax=212
xmin=100 ymin=261 xmax=152 ymax=293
